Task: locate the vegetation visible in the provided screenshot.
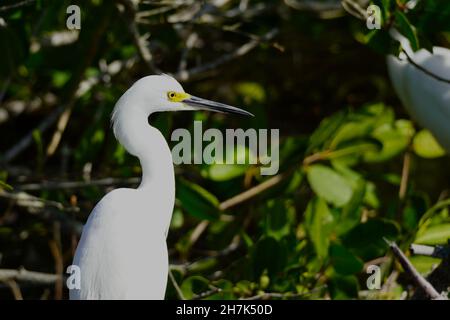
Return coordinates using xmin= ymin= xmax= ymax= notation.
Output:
xmin=0 ymin=0 xmax=449 ymax=300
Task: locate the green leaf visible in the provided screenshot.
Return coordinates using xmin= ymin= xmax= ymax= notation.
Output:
xmin=306 ymin=165 xmax=353 ymax=207
xmin=235 ymin=82 xmax=266 ymax=103
xmin=336 ymin=178 xmax=366 ymax=235
xmin=330 ymin=244 xmax=364 ymax=275
xmin=328 ymin=274 xmax=359 ymax=299
xmin=307 ymin=111 xmax=346 ymax=153
xmin=410 ymin=256 xmax=441 ymax=275
xmin=180 ymin=276 xmax=210 ymax=299
xmin=52 ymin=70 xmax=71 ymax=88
xmin=342 ymin=219 xmax=399 ymax=260
xmin=0 ymin=180 xmax=13 ymax=191
xmin=395 ymin=11 xmax=419 ymax=51
xmin=176 ymin=179 xmax=219 ymax=221
xmin=329 ymin=104 xmax=393 ymax=149
xmin=363 ymin=123 xmax=410 ymax=162
xmin=415 ymin=224 xmax=450 ymax=245
xmin=205 ymin=280 xmax=235 ymax=300
xmin=375 ymin=0 xmax=394 ymax=20
xmin=170 ymin=208 xmax=184 ymax=230
xmin=413 ymin=130 xmax=446 ymax=159
xmin=264 ymin=199 xmax=296 ymax=240
xmin=304 ymin=197 xmax=335 ymax=259
xmin=252 ymin=236 xmax=287 ymax=277
xmin=203 ymin=164 xmax=249 ymax=181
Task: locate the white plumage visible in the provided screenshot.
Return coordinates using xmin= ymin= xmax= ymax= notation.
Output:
xmin=70 ymin=75 xmax=251 ymax=300
xmin=387 ymin=30 xmax=450 ymax=152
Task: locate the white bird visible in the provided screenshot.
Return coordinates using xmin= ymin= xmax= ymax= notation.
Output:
xmin=387 ymin=29 xmax=450 ymax=152
xmin=69 ymin=75 xmax=251 ymax=300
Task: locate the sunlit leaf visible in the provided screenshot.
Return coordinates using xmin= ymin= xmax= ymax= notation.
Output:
xmin=415 ymin=223 xmax=450 ymax=245
xmin=395 ymin=11 xmax=419 ymax=51
xmin=304 ymin=197 xmax=335 ymax=259
xmin=204 ymin=164 xmax=249 ymax=181
xmin=413 ymin=130 xmax=446 ymax=159
xmin=306 ymin=165 xmax=353 ymax=207
xmin=180 ymin=276 xmax=210 ymax=299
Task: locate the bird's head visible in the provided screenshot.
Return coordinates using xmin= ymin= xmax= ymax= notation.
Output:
xmin=122 ymin=74 xmax=253 ymax=116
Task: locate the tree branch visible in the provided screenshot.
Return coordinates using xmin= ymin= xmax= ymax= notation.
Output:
xmin=118 ymin=0 xmax=160 ymax=74
xmin=173 ymin=28 xmax=279 ymax=82
xmin=0 ymin=268 xmax=61 ymax=284
xmin=0 ymin=0 xmax=35 ymax=12
xmin=386 ymin=239 xmax=446 ymax=300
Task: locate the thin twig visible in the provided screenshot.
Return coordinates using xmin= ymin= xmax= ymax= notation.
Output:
xmin=381 ymin=270 xmax=399 ymax=294
xmin=0 ymin=0 xmax=35 ymax=12
xmin=386 ymin=239 xmax=446 ymax=300
xmin=46 ymin=5 xmax=114 ymax=157
xmin=3 ymin=280 xmax=24 ymax=300
xmin=241 ymin=286 xmax=326 ymax=300
xmin=399 ymin=152 xmax=410 ymax=200
xmin=16 ymin=177 xmax=141 ymax=191
xmin=2 ymin=56 xmax=135 ymax=163
xmin=189 ymin=220 xmax=209 ymax=246
xmin=168 ymin=269 xmax=186 ymax=300
xmin=0 ymin=189 xmax=83 ymax=235
xmin=0 ymin=268 xmax=61 ymax=284
xmin=341 ymin=0 xmax=368 ymax=20
xmin=2 ymin=8 xmax=120 ymax=163
xmin=49 ymin=222 xmax=64 ymax=300
xmin=219 ymin=169 xmax=288 ymax=211
xmin=119 ymin=0 xmax=160 ymax=74
xmin=2 ymin=104 xmax=65 ymax=163
xmin=174 ymin=28 xmax=278 ymax=81
xmin=0 ymin=189 xmax=79 ymax=212
xmin=285 ymin=0 xmax=345 ymax=19
xmin=192 ymin=285 xmax=222 ymax=300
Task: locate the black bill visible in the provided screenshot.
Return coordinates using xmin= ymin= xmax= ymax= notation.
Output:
xmin=183 ymin=95 xmax=254 ymax=116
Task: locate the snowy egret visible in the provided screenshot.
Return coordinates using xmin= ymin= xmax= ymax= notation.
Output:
xmin=387 ymin=30 xmax=450 ymax=152
xmin=69 ymin=75 xmax=252 ymax=300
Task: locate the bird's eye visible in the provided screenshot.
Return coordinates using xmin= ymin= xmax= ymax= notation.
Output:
xmin=168 ymin=92 xmax=176 ymax=100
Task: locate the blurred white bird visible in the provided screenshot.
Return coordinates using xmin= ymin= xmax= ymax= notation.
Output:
xmin=70 ymin=75 xmax=251 ymax=300
xmin=387 ymin=29 xmax=450 ymax=152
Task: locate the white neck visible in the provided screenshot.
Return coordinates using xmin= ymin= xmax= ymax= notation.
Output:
xmin=112 ymin=102 xmax=174 ymax=191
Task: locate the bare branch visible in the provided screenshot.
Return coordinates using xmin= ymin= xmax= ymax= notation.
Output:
xmin=0 ymin=0 xmax=35 ymax=13
xmin=284 ymin=0 xmax=345 ymax=19
xmin=1 ymin=56 xmax=136 ymax=164
xmin=219 ymin=168 xmax=289 ymax=211
xmin=49 ymin=222 xmax=64 ymax=300
xmin=241 ymin=286 xmax=326 ymax=300
xmin=0 ymin=268 xmax=61 ymax=284
xmin=0 ymin=189 xmax=83 ymax=235
xmin=341 ymin=0 xmax=369 ymax=20
xmin=16 ymin=176 xmax=141 ymax=191
xmin=192 ymin=285 xmax=222 ymax=300
xmin=3 ymin=280 xmax=23 ymax=300
xmin=168 ymin=269 xmax=186 ymax=300
xmin=386 ymin=239 xmax=447 ymax=300
xmin=174 ymin=28 xmax=279 ymax=82
xmin=118 ymin=0 xmax=160 ymax=74
xmin=399 ymin=152 xmax=411 ymax=200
